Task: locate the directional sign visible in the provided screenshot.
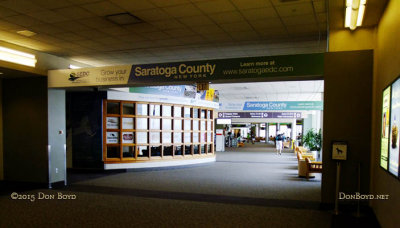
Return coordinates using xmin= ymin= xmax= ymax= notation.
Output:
xmin=218 ymin=112 xmax=301 ymax=119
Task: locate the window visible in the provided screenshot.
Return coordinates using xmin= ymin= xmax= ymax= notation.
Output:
xmin=137 ymin=132 xmax=148 ymax=144
xmin=150 ymin=104 xmax=160 ymax=116
xmin=122 ymin=103 xmax=134 ymax=115
xmin=174 ymin=107 xmax=182 ymax=117
xmin=184 ymin=107 xmax=191 ymax=118
xmin=174 ymin=119 xmax=182 ymax=130
xmin=137 ymin=104 xmax=148 ymax=115
xmin=150 ymin=118 xmax=161 ymax=130
xmin=174 ymin=132 xmax=182 ymax=143
xmin=107 ymin=102 xmax=119 ymax=114
xmin=162 ymin=132 xmax=172 ymax=143
xmin=150 ymin=132 xmax=160 ymax=144
xmin=162 ymin=119 xmax=172 ymax=130
xmin=137 ymin=118 xmax=148 ymax=129
xmin=162 ymin=105 xmax=172 ymax=117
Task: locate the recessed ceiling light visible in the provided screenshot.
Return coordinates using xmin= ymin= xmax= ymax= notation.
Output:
xmin=0 ymin=72 xmax=3 ymax=75
xmin=105 ymin=13 xmax=142 ymax=25
xmin=17 ymin=30 xmax=37 ymax=37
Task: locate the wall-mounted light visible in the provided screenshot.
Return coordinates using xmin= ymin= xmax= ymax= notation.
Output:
xmin=69 ymin=64 xmax=81 ymax=69
xmin=0 ymin=46 xmax=37 ymax=67
xmin=345 ymin=0 xmax=366 ymax=30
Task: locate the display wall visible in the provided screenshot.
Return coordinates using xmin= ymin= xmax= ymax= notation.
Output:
xmin=103 ymin=100 xmax=214 ymax=163
xmin=372 ymin=1 xmax=400 ymax=226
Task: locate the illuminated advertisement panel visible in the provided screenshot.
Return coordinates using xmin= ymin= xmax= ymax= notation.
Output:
xmin=381 ymin=86 xmax=391 ymax=170
xmin=389 ymin=80 xmax=400 ymax=176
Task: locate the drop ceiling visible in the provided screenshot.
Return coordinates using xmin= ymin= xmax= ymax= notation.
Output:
xmin=0 ymin=0 xmax=327 ymax=67
xmin=212 ymin=80 xmax=323 ymax=103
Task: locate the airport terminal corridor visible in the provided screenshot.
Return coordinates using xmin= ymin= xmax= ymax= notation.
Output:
xmin=0 ymin=143 xmax=331 ymax=227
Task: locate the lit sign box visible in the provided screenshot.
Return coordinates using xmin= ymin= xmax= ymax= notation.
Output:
xmin=217 ymin=112 xmax=301 ymax=119
xmin=381 ymin=76 xmax=400 ymax=179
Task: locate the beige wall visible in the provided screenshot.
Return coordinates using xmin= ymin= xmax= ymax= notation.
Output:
xmin=329 ymin=27 xmax=376 ymax=52
xmin=0 ymin=78 xmax=3 ymax=180
xmin=371 ymin=1 xmax=400 ymax=227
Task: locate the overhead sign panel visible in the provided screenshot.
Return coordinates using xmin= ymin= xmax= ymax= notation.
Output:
xmin=218 ymin=112 xmax=301 ymax=119
xmin=220 ymin=101 xmax=323 ymax=111
xmin=48 ymin=53 xmax=324 ymax=88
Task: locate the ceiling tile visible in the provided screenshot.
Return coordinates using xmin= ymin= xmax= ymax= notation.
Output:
xmin=52 ymin=32 xmax=86 ymax=41
xmin=53 ymin=21 xmax=90 ymax=32
xmin=0 ymin=6 xmax=19 ymax=18
xmin=164 ymin=28 xmax=196 ymax=38
xmin=195 ymin=0 xmax=236 ymax=14
xmin=77 ymin=29 xmax=109 ymax=39
xmin=281 ymin=14 xmax=316 ymax=26
xmin=240 ymin=7 xmax=278 ymax=21
xmin=53 ymin=6 xmax=95 ymax=20
xmin=163 ymin=4 xmax=203 ymax=18
xmin=0 ymin=19 xmax=26 ymax=30
xmin=67 ymin=0 xmax=101 ymax=4
xmin=125 ymin=22 xmax=159 ymax=33
xmin=286 ymin=24 xmax=318 ymax=35
xmin=0 ymin=0 xmax=44 ymax=13
xmin=149 ymin=0 xmax=189 ymax=7
xmin=178 ymin=35 xmax=206 ymax=45
xmin=140 ymin=31 xmax=171 ymax=40
xmin=275 ymin=2 xmax=314 ymax=17
xmin=131 ymin=8 xmax=171 ymax=22
xmin=202 ymin=33 xmax=232 ymax=42
xmin=219 ymin=21 xmax=253 ymax=32
xmin=100 ymin=26 xmax=131 ymax=36
xmin=179 ymin=15 xmax=214 ymax=27
xmin=191 ymin=24 xmax=225 ymax=34
xmin=78 ymin=39 xmax=102 ymax=48
xmin=81 ymin=1 xmax=124 ymax=16
xmin=229 ymin=30 xmax=260 ymax=41
xmin=31 ymin=33 xmax=64 ymax=44
xmin=110 ymin=0 xmax=156 ymax=11
xmin=118 ymin=33 xmax=146 ymax=42
xmin=152 ymin=38 xmax=183 ymax=47
xmin=208 ymin=11 xmax=245 ymax=24
xmin=249 ymin=18 xmax=284 ymax=29
xmin=29 ymin=24 xmax=65 ymax=35
xmin=79 ymin=17 xmax=116 ymax=29
xmin=150 ymin=19 xmax=185 ymax=30
xmin=27 ymin=10 xmax=70 ymax=23
xmin=31 ymin=0 xmax=73 ymax=9
xmin=3 ymin=15 xmax=43 ymax=27
xmin=258 ymin=27 xmax=288 ymax=38
xmin=231 ymin=0 xmax=271 ymax=10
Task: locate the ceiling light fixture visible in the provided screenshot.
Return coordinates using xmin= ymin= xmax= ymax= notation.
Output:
xmin=16 ymin=30 xmax=36 ymax=37
xmin=0 ymin=46 xmax=37 ymax=67
xmin=69 ymin=64 xmax=81 ymax=69
xmin=345 ymin=0 xmax=367 ymax=30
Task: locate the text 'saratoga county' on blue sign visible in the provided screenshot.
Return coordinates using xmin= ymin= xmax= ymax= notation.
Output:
xmin=243 ymin=101 xmax=323 ymax=111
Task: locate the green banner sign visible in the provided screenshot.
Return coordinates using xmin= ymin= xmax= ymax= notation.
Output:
xmin=129 ymin=53 xmax=324 ymax=83
xmin=48 ymin=53 xmax=324 ymax=88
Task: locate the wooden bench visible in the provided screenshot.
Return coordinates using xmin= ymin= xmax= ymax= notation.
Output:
xmin=305 ymin=158 xmax=322 ymax=180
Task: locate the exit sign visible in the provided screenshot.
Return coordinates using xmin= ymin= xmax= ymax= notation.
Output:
xmin=197 ymin=82 xmax=209 ymax=91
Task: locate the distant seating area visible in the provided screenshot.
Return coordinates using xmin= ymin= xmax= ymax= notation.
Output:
xmin=295 ymin=146 xmax=322 ymax=179
xmin=305 ymin=158 xmax=322 ymax=180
